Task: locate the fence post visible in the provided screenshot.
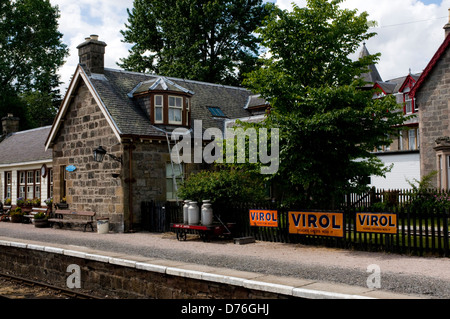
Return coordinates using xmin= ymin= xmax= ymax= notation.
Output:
xmin=444 ymin=210 xmax=449 ymax=257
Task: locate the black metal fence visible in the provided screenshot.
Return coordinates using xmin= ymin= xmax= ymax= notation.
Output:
xmin=141 ymin=199 xmax=450 ymax=257
xmin=220 ymin=203 xmax=450 ymax=257
xmin=141 ymin=201 xmax=182 ymax=232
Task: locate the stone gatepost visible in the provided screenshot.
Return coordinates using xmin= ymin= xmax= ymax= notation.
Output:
xmin=434 ymin=137 xmax=450 ymax=189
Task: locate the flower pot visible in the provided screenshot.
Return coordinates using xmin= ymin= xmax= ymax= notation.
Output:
xmin=10 ymin=215 xmax=23 ymax=223
xmin=34 ymin=219 xmax=49 ymax=228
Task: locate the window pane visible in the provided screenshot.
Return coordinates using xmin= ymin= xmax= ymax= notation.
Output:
xmin=169 ymin=96 xmax=182 ymax=108
xmin=155 ymin=106 xmax=163 ymax=122
xmin=208 ymin=107 xmax=226 ymax=117
xmin=166 ymin=163 xmax=183 ymax=178
xmin=35 ymin=185 xmax=40 ymax=199
xmin=169 ymin=108 xmax=182 ymax=122
xmin=155 ymin=95 xmax=162 ymax=106
xmin=27 ymin=171 xmax=33 ymax=184
xmin=19 ymin=186 xmax=25 ymax=198
xmin=27 ymin=186 xmax=33 ymax=198
xmin=409 ymin=130 xmax=416 ymax=150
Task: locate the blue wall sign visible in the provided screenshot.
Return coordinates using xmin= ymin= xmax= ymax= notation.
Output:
xmin=66 ymin=165 xmax=77 ymax=172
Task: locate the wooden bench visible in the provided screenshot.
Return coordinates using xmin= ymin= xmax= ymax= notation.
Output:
xmin=48 ymin=210 xmax=96 ymax=232
xmin=24 ymin=207 xmax=48 ymax=224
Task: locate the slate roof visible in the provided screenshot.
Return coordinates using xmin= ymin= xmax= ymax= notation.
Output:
xmin=87 ymin=67 xmax=256 ymax=138
xmin=359 ymin=44 xmax=383 ymax=84
xmin=0 ymin=126 xmax=52 ymax=165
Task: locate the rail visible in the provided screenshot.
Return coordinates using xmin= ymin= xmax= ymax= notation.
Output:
xmin=0 ymin=272 xmax=102 ymax=299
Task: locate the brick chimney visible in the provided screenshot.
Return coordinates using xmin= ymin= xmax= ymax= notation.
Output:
xmin=77 ymin=35 xmax=107 ymax=74
xmin=2 ymin=114 xmax=20 ymax=135
xmin=444 ymin=9 xmax=450 ymax=38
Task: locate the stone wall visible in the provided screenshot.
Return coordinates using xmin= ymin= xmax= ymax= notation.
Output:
xmin=0 ymin=245 xmax=291 ymax=299
xmin=52 ymin=81 xmax=126 ymax=232
xmin=129 ymin=140 xmax=202 ymax=228
xmin=416 ymin=48 xmax=450 ymax=186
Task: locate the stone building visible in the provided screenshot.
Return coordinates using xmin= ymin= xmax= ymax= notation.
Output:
xmin=410 ymin=11 xmax=450 ymax=189
xmin=357 ymin=43 xmax=421 ymax=189
xmin=44 ymin=35 xmax=266 ymax=232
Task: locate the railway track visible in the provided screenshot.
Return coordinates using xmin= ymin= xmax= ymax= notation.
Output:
xmin=0 ymin=272 xmax=102 ymax=299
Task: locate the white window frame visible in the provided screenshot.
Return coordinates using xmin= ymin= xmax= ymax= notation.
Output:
xmin=168 ymin=96 xmax=183 ymax=125
xmin=166 ymin=163 xmax=184 ymax=200
xmin=408 ymin=129 xmax=417 ymax=150
xmin=5 ymin=171 xmax=11 ymax=200
xmin=185 ymin=98 xmax=190 ymax=126
xmin=398 ymin=131 xmax=404 ymax=151
xmin=154 ymin=95 xmax=163 ymax=124
xmin=19 ymin=171 xmax=26 ymax=199
xmin=405 ymin=94 xmax=413 ymax=114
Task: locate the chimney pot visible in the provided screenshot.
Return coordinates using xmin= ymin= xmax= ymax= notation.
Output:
xmin=444 ymin=8 xmax=450 ymax=38
xmin=2 ymin=114 xmax=20 ymax=135
xmin=77 ymin=35 xmax=107 ymax=74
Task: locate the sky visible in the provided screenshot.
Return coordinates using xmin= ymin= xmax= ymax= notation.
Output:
xmin=50 ymin=0 xmax=450 ymax=93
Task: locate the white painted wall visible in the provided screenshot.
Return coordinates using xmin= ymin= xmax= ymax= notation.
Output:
xmin=0 ymin=161 xmax=53 ymax=206
xmin=369 ymin=152 xmax=420 ymax=190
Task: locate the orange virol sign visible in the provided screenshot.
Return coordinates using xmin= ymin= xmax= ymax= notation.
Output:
xmin=249 ymin=210 xmax=278 ymax=227
xmin=289 ymin=212 xmax=344 ymax=237
xmin=356 ymin=213 xmax=397 ymax=234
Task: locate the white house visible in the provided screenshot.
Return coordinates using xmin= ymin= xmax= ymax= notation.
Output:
xmin=0 ymin=118 xmax=53 ymax=206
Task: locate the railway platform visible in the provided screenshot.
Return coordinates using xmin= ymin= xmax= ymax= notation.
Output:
xmin=0 ymin=221 xmax=446 ymax=300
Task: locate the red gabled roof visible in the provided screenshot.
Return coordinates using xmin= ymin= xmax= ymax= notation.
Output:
xmin=410 ymin=34 xmax=450 ymax=97
xmin=373 ymin=82 xmax=387 ymax=94
xmin=398 ymin=74 xmax=418 ymax=93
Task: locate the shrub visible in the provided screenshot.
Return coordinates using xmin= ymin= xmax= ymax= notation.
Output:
xmin=10 ymin=207 xmax=23 ymax=216
xmin=34 ymin=212 xmax=46 ymax=220
xmin=177 ymin=168 xmax=267 ymax=206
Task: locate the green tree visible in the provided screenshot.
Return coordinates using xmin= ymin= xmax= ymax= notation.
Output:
xmin=243 ymin=0 xmax=407 ymax=208
xmin=0 ymin=0 xmax=68 ymax=130
xmin=119 ymin=0 xmax=273 ymax=86
xmin=177 ymin=167 xmax=267 ymax=206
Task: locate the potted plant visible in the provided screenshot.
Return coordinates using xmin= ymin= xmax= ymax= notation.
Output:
xmin=24 ymin=199 xmax=33 ymax=207
xmin=16 ymin=197 xmax=25 ymax=207
xmin=10 ymin=207 xmax=23 ymax=223
xmin=33 ymin=212 xmax=49 ymax=228
xmin=32 ymin=198 xmax=41 ymax=207
xmin=4 ymin=198 xmax=11 ymax=206
xmin=45 ymin=198 xmax=53 ymax=213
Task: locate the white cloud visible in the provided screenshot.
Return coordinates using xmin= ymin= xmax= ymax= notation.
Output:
xmin=50 ymin=0 xmax=134 ymax=92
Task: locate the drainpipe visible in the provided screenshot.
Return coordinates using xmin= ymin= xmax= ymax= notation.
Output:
xmin=125 ymin=142 xmax=136 ymax=232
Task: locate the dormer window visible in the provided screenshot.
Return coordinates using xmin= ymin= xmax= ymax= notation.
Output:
xmin=130 ymin=77 xmax=194 ymax=127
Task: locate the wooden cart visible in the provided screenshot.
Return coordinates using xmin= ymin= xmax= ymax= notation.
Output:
xmin=171 ymin=222 xmax=235 ymax=242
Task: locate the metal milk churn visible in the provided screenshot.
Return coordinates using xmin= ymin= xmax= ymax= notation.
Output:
xmin=188 ymin=201 xmax=199 ymax=225
xmin=183 ymin=200 xmax=190 ymax=224
xmin=201 ymin=200 xmax=213 ymax=226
